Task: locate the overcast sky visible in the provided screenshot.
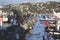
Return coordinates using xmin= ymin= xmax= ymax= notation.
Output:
xmin=0 ymin=0 xmax=60 ymax=6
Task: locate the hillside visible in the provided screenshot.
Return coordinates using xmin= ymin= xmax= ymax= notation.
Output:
xmin=2 ymin=1 xmax=60 ymax=14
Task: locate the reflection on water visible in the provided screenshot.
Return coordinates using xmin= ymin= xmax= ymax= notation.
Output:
xmin=25 ymin=21 xmax=46 ymax=40
xmin=25 ymin=16 xmax=55 ymax=40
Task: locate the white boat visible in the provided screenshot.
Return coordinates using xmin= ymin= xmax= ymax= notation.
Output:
xmin=38 ymin=14 xmax=56 ymax=21
xmin=53 ymin=9 xmax=60 ymax=18
xmin=53 ymin=9 xmax=60 ymax=30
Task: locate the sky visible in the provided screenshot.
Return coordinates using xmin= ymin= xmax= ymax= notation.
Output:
xmin=0 ymin=0 xmax=60 ymax=6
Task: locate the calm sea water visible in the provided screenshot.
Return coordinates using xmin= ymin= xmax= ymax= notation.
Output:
xmin=25 ymin=15 xmax=54 ymax=40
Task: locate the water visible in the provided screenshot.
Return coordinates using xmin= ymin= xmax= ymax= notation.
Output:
xmin=16 ymin=34 xmax=19 ymax=39
xmin=25 ymin=15 xmax=54 ymax=40
xmin=0 ymin=23 xmax=11 ymax=30
xmin=26 ymin=21 xmax=46 ymax=40
xmin=0 ymin=14 xmax=59 ymax=40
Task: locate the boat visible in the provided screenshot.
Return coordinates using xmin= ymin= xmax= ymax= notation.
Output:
xmin=38 ymin=14 xmax=56 ymax=21
xmin=48 ymin=9 xmax=60 ymax=39
xmin=53 ymin=9 xmax=60 ymax=30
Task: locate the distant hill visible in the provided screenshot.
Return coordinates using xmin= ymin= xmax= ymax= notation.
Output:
xmin=2 ymin=1 xmax=60 ymax=14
